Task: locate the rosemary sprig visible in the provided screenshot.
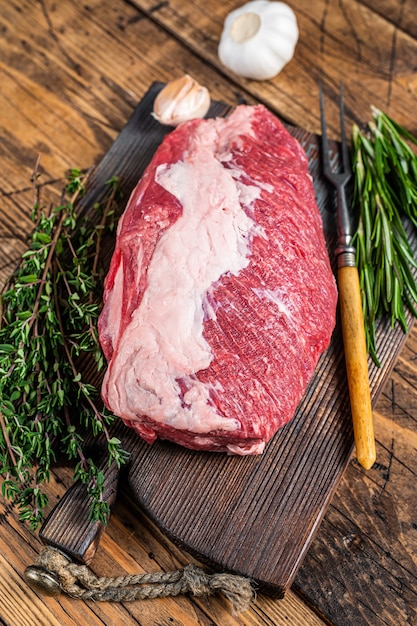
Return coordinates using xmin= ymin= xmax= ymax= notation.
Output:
xmin=0 ymin=167 xmax=129 ymax=529
xmin=352 ymin=109 xmax=417 ymax=365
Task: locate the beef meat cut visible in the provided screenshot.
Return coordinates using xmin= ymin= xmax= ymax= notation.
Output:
xmin=98 ymin=104 xmax=338 ymax=455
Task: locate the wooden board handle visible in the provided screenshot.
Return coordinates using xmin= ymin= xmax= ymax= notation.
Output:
xmin=338 ymin=265 xmax=376 ymax=470
xmin=39 ymin=457 xmax=120 ymax=565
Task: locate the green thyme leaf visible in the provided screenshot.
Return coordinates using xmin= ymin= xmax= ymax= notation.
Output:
xmin=0 ymin=166 xmax=128 ymax=529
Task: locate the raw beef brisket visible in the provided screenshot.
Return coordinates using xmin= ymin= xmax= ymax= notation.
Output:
xmin=98 ymin=104 xmax=337 ymax=455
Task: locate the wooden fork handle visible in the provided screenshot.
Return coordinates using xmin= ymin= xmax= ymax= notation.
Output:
xmin=338 ymin=265 xmax=376 ymax=470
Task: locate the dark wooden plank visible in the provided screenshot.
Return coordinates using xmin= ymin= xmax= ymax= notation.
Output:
xmin=130 ymin=0 xmax=417 ymax=137
xmin=359 ymin=0 xmax=417 ymax=39
xmin=0 ymin=462 xmax=329 ymax=626
xmin=39 ymin=455 xmax=120 ymax=565
xmin=2 ymin=1 xmax=417 ymax=624
xmin=294 ymin=277 xmax=417 ymax=625
xmin=36 ymin=83 xmax=416 ymax=600
xmin=295 ymin=457 xmax=417 ymax=626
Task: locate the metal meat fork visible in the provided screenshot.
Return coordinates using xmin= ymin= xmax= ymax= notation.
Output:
xmin=319 ymin=83 xmax=376 ymax=470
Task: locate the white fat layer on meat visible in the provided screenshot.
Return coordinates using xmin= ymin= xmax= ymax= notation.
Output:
xmin=105 ymin=108 xmax=268 ymax=434
xmin=103 ymin=260 xmax=125 ymax=353
xmin=223 ymin=165 xmax=274 ymax=196
xmin=253 ymin=287 xmax=293 ymax=320
xmin=192 ymin=437 xmax=265 ymax=455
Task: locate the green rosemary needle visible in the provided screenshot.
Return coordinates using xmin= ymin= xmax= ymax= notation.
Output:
xmin=0 ymin=168 xmax=128 ymax=529
xmin=352 ymin=109 xmax=417 ymax=365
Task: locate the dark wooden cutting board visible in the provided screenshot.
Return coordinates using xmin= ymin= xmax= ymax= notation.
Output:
xmin=37 ymin=83 xmax=414 ymax=597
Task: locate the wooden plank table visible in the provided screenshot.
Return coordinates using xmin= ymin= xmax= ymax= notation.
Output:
xmin=1 ymin=1 xmax=417 ymax=624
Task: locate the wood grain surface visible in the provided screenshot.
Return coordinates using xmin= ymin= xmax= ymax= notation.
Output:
xmin=36 ymin=82 xmax=415 ymax=599
xmin=1 ymin=1 xmax=417 ymax=625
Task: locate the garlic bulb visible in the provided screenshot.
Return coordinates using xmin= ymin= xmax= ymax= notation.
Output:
xmin=152 ymin=75 xmax=211 ymax=126
xmin=218 ymin=1 xmax=299 ymax=81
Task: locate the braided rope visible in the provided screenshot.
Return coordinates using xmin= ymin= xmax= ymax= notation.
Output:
xmin=34 ymin=547 xmax=255 ymax=614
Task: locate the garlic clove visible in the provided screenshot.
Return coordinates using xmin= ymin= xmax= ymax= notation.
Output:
xmin=152 ymin=75 xmax=211 ymax=127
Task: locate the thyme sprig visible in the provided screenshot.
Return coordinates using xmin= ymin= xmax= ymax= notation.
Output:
xmin=0 ymin=167 xmax=128 ymax=529
xmin=352 ymin=109 xmax=417 ymax=365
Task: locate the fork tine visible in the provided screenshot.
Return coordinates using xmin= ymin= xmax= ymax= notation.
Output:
xmin=319 ymin=82 xmax=332 ymax=177
xmin=320 ymin=82 xmax=352 ymax=185
xmin=339 ymin=83 xmax=351 ymax=176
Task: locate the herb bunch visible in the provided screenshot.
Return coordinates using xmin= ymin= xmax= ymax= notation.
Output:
xmin=0 ymin=167 xmax=128 ymax=529
xmin=352 ymin=109 xmax=417 ymax=365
